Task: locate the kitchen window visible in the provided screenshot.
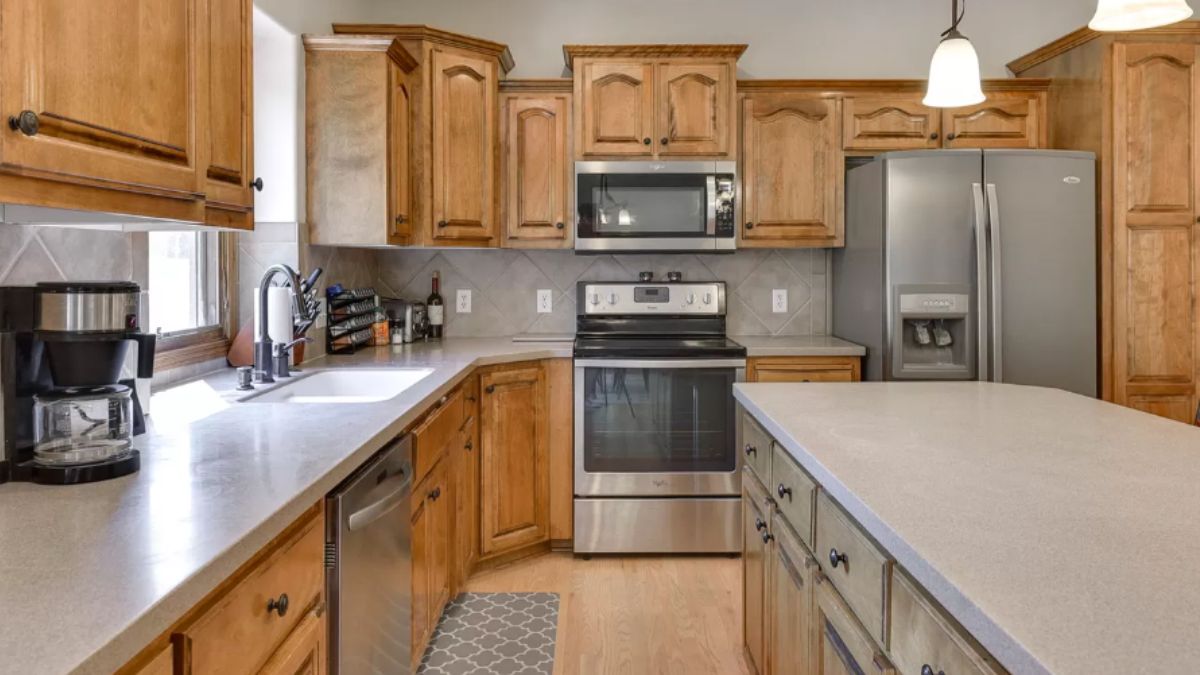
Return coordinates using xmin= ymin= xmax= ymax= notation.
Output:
xmin=147 ymin=231 xmax=232 ymax=369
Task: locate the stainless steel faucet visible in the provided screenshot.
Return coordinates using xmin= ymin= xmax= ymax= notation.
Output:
xmin=254 ymin=264 xmax=318 ymax=384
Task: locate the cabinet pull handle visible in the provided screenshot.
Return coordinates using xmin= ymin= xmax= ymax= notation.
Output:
xmin=777 ymin=484 xmax=792 ymax=500
xmin=437 ymin=220 xmax=448 ymax=228
xmin=555 ymin=222 xmax=565 ymax=230
xmin=485 ymin=384 xmax=495 ymax=394
xmin=465 ymin=440 xmax=473 ymax=451
xmin=929 ymin=132 xmax=939 ymax=140
xmin=396 ymin=214 xmax=407 ymax=225
xmin=743 ymin=443 xmax=757 ymax=456
xmin=755 ymin=518 xmax=766 ymax=531
xmin=642 ymin=137 xmax=651 ymax=145
xmin=8 ymin=110 xmax=38 ymax=136
xmin=266 ymin=593 xmax=289 ymax=617
xmin=428 ymin=487 xmax=441 ymax=501
xmin=761 ymin=531 xmax=774 ymax=544
xmin=744 ymin=222 xmax=754 ymax=230
xmin=251 ymin=177 xmax=264 ymax=192
xmin=660 ymin=137 xmax=669 ymax=145
xmin=829 ymin=548 xmax=848 ymax=569
xmin=921 ymin=666 xmax=944 ymax=675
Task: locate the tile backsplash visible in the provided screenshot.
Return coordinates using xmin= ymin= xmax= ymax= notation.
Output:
xmin=373 ymin=249 xmax=831 ymax=337
xmin=0 ymin=224 xmax=134 ymax=285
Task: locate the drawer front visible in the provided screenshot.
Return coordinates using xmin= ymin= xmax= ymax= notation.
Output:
xmin=891 ymin=571 xmax=1004 ymax=675
xmin=755 ymin=365 xmax=855 ymax=383
xmin=815 ymin=572 xmax=896 ymax=675
xmin=771 ymin=444 xmax=817 ymax=549
xmin=186 ymin=511 xmax=325 ymax=675
xmin=816 ymin=490 xmax=892 ymax=645
xmin=413 ymin=386 xmax=465 ymax=483
xmin=740 ymin=410 xmax=772 ymax=485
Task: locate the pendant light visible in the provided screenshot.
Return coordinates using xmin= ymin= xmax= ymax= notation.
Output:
xmin=923 ymin=0 xmax=986 ymax=108
xmin=1089 ymin=0 xmax=1193 ymax=31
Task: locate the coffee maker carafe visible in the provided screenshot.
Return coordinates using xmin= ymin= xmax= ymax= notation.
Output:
xmin=0 ymin=282 xmax=156 ymax=484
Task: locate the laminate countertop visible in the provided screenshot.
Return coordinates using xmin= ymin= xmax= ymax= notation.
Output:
xmin=730 ymin=335 xmax=866 ymax=357
xmin=733 ymin=381 xmax=1200 ymax=675
xmin=0 ymin=338 xmax=572 ymax=675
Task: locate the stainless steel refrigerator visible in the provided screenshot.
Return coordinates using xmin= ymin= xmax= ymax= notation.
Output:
xmin=833 ymin=149 xmax=1097 ymax=396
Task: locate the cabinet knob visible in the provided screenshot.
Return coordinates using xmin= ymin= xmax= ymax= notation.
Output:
xmin=929 ymin=132 xmax=939 ymax=140
xmin=251 ymin=177 xmax=264 ymax=192
xmin=755 ymin=518 xmax=767 ymax=531
xmin=8 ymin=110 xmax=38 ymax=136
xmin=829 ymin=548 xmax=848 ymax=569
xmin=555 ymin=221 xmax=565 ymax=230
xmin=642 ymin=137 xmax=651 ymax=145
xmin=660 ymin=137 xmax=669 ymax=145
xmin=745 ymin=222 xmax=754 ymax=230
xmin=921 ymin=666 xmax=944 ymax=675
xmin=744 ymin=443 xmax=757 ymax=456
xmin=761 ymin=531 xmax=774 ymax=544
xmin=428 ymin=487 xmax=441 ymax=501
xmin=485 ymin=384 xmax=495 ymax=394
xmin=465 ymin=440 xmax=473 ymax=451
xmin=777 ymin=484 xmax=792 ymax=500
xmin=946 ymin=133 xmax=957 ymax=141
xmin=437 ymin=220 xmax=448 ymax=228
xmin=396 ymin=214 xmax=407 ymax=225
xmin=266 ymin=593 xmax=289 ymax=617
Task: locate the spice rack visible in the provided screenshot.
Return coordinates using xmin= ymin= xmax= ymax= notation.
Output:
xmin=325 ymin=287 xmax=386 ymax=355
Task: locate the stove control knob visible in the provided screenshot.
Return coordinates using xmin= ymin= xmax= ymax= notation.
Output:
xmin=607 ymin=292 xmax=618 ymax=305
xmin=588 ymin=293 xmax=600 ymax=306
xmin=686 ymin=293 xmax=696 ymax=305
xmin=703 ymin=292 xmax=713 ymax=305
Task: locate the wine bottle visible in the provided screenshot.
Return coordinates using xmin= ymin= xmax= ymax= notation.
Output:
xmin=427 ymin=270 xmax=444 ymax=339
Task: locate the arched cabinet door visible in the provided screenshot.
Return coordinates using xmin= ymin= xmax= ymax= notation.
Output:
xmin=842 ymin=95 xmax=941 ymax=151
xmin=501 ymin=93 xmax=571 ymax=247
xmin=657 ymin=62 xmax=734 ymax=157
xmin=430 ymin=48 xmax=498 ymax=244
xmin=941 ymin=92 xmax=1044 ymax=149
xmin=577 ymin=61 xmax=655 ymax=157
xmin=741 ymin=93 xmax=843 ymax=247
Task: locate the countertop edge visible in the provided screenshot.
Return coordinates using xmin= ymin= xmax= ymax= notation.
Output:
xmin=72 ymin=345 xmax=572 ymax=675
xmin=732 ymin=384 xmax=1048 ymax=675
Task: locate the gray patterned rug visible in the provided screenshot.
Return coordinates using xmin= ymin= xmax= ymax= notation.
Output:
xmin=417 ymin=592 xmax=559 ymax=675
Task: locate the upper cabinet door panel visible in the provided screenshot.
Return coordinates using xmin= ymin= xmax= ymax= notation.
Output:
xmin=942 ymin=93 xmax=1043 ymax=148
xmin=741 ymin=94 xmax=842 ymax=245
xmin=656 ymin=62 xmax=733 ymax=157
xmin=389 ymin=62 xmax=414 ymax=244
xmin=578 ymin=61 xmax=655 ymax=157
xmin=0 ymin=0 xmax=201 ymax=198
xmin=431 ymin=49 xmax=497 ymax=242
xmin=842 ymin=95 xmax=941 ymax=150
xmin=202 ymin=0 xmax=254 ymax=212
xmin=503 ymin=94 xmax=571 ymax=245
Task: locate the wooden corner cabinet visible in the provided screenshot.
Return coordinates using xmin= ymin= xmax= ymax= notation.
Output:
xmin=1010 ymin=24 xmax=1200 ymax=423
xmin=566 ymin=45 xmax=745 ymax=160
xmin=500 ymin=81 xmax=573 ymax=248
xmin=0 ymin=0 xmax=256 ymax=229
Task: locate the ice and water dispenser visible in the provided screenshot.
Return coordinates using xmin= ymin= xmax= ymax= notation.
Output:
xmin=891 ymin=284 xmax=973 ymax=380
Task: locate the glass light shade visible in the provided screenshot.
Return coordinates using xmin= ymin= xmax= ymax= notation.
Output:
xmin=923 ymin=34 xmax=986 ymax=108
xmin=1089 ymin=0 xmax=1193 ymax=31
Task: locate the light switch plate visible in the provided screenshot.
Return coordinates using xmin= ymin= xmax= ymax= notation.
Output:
xmin=456 ymin=289 xmax=472 ymax=314
xmin=537 ymin=289 xmax=553 ymax=314
xmin=772 ymin=289 xmax=788 ymax=313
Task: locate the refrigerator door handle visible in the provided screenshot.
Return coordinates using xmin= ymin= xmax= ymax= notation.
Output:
xmin=972 ymin=183 xmax=989 ymax=382
xmin=986 ymin=183 xmax=1003 ymax=383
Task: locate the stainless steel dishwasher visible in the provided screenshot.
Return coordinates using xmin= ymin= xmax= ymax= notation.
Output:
xmin=326 ymin=434 xmax=414 ymax=674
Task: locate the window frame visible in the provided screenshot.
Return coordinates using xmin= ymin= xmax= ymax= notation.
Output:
xmin=151 ymin=232 xmax=237 ymax=372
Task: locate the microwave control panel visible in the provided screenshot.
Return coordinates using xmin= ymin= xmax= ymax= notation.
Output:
xmin=714 ymin=175 xmax=735 ymax=237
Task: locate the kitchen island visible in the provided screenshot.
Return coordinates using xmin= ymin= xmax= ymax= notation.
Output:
xmin=734 ymin=381 xmax=1200 ymax=675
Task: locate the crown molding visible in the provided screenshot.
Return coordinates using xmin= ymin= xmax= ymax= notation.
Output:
xmin=563 ymin=44 xmax=748 ymax=70
xmin=332 ymin=24 xmax=515 ymax=73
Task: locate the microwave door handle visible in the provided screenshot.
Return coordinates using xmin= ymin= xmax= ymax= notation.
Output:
xmin=706 ymin=175 xmax=717 ymax=235
xmin=972 ymin=183 xmax=989 ymax=383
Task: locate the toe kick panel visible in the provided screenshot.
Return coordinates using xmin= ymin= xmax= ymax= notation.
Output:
xmin=574 ymin=498 xmax=741 ymax=553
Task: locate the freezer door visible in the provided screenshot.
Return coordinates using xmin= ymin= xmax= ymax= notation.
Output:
xmin=983 ymin=150 xmax=1097 ymax=396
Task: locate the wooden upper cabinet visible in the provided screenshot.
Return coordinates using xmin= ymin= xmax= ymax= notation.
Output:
xmin=201 ymin=0 xmax=255 ymax=227
xmin=741 ymin=93 xmax=843 ymax=247
xmin=577 ymin=61 xmax=656 ymax=157
xmin=942 ymin=91 xmax=1045 ymax=149
xmin=843 ymin=95 xmax=940 ymax=150
xmin=479 ymin=363 xmax=549 ymax=557
xmin=389 ymin=58 xmax=415 ymax=245
xmin=501 ymin=89 xmax=572 ymax=247
xmin=657 ymin=62 xmax=735 ymax=156
xmin=0 ymin=0 xmax=201 ymax=200
xmin=431 ymin=48 xmax=499 ymax=243
xmin=1112 ymin=42 xmax=1200 ymax=423
xmin=568 ymin=46 xmax=745 ymax=159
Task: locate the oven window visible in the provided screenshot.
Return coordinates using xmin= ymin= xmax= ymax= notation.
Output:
xmin=581 ymin=366 xmax=736 ymax=473
xmin=577 ymin=174 xmax=708 ymax=238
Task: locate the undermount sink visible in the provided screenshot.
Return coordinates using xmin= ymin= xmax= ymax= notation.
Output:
xmin=244 ymin=368 xmax=435 ymax=404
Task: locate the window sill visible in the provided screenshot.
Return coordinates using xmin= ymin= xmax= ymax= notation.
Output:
xmin=154 ymin=330 xmax=229 ymax=373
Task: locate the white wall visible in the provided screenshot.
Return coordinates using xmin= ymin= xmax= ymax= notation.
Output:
xmin=253 ymin=7 xmax=303 ymax=223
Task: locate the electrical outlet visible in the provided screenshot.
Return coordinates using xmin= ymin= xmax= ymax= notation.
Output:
xmin=772 ymin=289 xmax=788 ymax=313
xmin=456 ymin=289 xmax=472 ymax=314
xmin=537 ymin=289 xmax=553 ymax=314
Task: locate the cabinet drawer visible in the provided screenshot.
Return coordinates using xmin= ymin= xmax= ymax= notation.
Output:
xmin=185 ymin=511 xmax=324 ymax=675
xmin=816 ymin=490 xmax=892 ymax=645
xmin=748 ymin=356 xmax=860 ymax=383
xmin=740 ymin=410 xmax=772 ymax=485
xmin=771 ymin=444 xmax=817 ymax=549
xmin=890 ymin=570 xmax=1004 ymax=675
xmin=413 ymin=387 xmax=465 ymax=483
xmin=815 ymin=572 xmax=896 ymax=675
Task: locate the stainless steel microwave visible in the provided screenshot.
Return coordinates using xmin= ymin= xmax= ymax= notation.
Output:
xmin=574 ymin=161 xmax=736 ymax=253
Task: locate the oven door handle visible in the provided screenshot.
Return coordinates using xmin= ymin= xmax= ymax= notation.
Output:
xmin=574 ymin=358 xmax=747 ymax=370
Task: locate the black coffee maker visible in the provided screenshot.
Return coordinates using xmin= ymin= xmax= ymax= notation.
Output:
xmin=0 ymin=282 xmax=156 ymax=484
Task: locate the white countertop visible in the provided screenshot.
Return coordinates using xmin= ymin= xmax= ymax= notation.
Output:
xmin=730 ymin=334 xmax=866 ymax=356
xmin=0 ymin=338 xmax=572 ymax=675
xmin=733 ymin=381 xmax=1200 ymax=675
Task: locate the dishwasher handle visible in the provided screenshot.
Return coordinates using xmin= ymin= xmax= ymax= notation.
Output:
xmin=347 ymin=469 xmax=413 ymax=532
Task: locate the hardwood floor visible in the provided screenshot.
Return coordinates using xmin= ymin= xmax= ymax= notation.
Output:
xmin=463 ymin=552 xmax=753 ymax=675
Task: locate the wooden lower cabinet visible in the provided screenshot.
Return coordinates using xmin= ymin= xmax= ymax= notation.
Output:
xmin=479 ymin=362 xmax=550 ymax=557
xmin=769 ymin=514 xmax=815 ymax=675
xmin=454 ymin=414 xmax=480 ymax=588
xmin=412 ymin=455 xmax=454 ymax=668
xmin=742 ymin=474 xmax=770 ymax=675
xmin=814 ymin=573 xmax=896 ymax=675
xmin=259 ymin=606 xmax=326 ymax=675
xmin=747 ymin=356 xmax=862 ymax=383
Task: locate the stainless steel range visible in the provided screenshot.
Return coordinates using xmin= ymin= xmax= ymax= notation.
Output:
xmin=573 ymin=277 xmax=746 ymax=554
